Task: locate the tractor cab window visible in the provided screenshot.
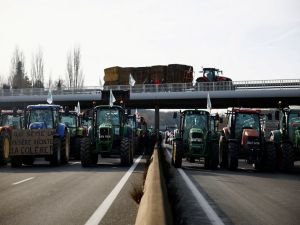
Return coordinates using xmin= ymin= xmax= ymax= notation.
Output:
xmin=61 ymin=115 xmax=77 ymax=128
xmin=204 ymin=70 xmax=215 ymax=82
xmin=30 ymin=109 xmax=53 ymax=128
xmin=97 ymin=109 xmax=120 ymax=126
xmin=288 ymin=112 xmax=300 ymax=135
xmin=184 ymin=114 xmax=208 ymax=133
xmin=235 ymin=113 xmax=260 ymax=137
xmin=1 ymin=115 xmax=21 ymax=128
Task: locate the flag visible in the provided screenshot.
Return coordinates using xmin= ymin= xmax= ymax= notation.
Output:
xmin=109 ymin=89 xmax=116 ymax=107
xmin=129 ymin=73 xmax=136 ymax=87
xmin=77 ymin=101 xmax=81 ymax=115
xmin=207 ymin=92 xmax=212 ymax=112
xmin=47 ymin=89 xmax=53 ymax=104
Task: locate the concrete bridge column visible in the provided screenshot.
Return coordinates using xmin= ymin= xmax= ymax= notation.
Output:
xmin=155 ymin=106 xmax=159 ymax=139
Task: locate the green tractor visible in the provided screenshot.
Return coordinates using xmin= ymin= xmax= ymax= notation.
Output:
xmin=219 ymin=108 xmax=276 ymax=171
xmin=80 ymin=105 xmax=135 ymax=167
xmin=270 ymin=104 xmax=300 ymax=172
xmin=59 ymin=107 xmax=89 ymax=159
xmin=171 ymin=110 xmax=220 ymax=169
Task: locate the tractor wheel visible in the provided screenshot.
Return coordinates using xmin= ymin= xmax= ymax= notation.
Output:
xmin=0 ymin=131 xmax=10 ymax=166
xmin=120 ymin=138 xmax=131 ymax=166
xmin=51 ymin=138 xmax=62 ymax=166
xmin=11 ymin=156 xmax=22 ymax=168
xmin=262 ymin=142 xmax=276 ymax=171
xmin=61 ymin=131 xmax=70 ymax=164
xmin=279 ymin=143 xmax=294 ymax=172
xmin=129 ymin=140 xmax=134 ymax=165
xmin=173 ymin=140 xmax=183 ymax=168
xmin=80 ymin=137 xmax=95 ymax=167
xmin=73 ymin=137 xmax=81 ymax=160
xmin=219 ymin=138 xmax=228 ymax=169
xmin=210 ymin=142 xmax=219 ymax=170
xmin=22 ymin=156 xmax=35 ymax=166
xmin=228 ymin=142 xmax=238 ymax=170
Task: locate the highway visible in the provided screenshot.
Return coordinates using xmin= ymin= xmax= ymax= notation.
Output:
xmin=164 ymin=145 xmax=300 ymax=225
xmin=0 ymin=156 xmax=145 ymax=225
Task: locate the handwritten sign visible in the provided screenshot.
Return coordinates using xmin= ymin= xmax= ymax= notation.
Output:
xmin=10 ymin=129 xmax=55 ymax=156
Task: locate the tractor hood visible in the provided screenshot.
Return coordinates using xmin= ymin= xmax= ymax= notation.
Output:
xmin=241 ymin=128 xmax=259 ymax=146
xmin=189 ymin=127 xmax=205 ymax=141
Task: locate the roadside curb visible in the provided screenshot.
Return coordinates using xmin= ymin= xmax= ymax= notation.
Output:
xmin=135 ymin=144 xmax=172 ymax=225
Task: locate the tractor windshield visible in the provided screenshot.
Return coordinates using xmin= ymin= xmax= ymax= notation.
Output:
xmin=97 ymin=108 xmax=120 ymax=126
xmin=288 ymin=112 xmax=300 ymax=140
xmin=1 ymin=115 xmax=21 ymax=128
xmin=61 ymin=114 xmax=77 ymax=128
xmin=235 ymin=113 xmax=260 ymax=138
xmin=29 ymin=109 xmax=53 ymax=128
xmin=184 ymin=114 xmax=208 ymax=133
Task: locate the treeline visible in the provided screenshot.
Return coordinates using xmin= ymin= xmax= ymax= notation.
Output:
xmin=1 ymin=46 xmax=85 ymax=90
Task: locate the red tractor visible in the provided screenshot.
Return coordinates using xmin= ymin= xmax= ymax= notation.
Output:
xmin=219 ymin=108 xmax=276 ymax=171
xmin=196 ymin=68 xmax=232 ymax=82
xmin=0 ymin=109 xmax=23 ymax=165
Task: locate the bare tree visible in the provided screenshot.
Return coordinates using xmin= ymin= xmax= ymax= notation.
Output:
xmin=9 ymin=47 xmax=28 ymax=89
xmin=31 ymin=48 xmax=44 ymax=88
xmin=66 ymin=47 xmax=84 ymax=89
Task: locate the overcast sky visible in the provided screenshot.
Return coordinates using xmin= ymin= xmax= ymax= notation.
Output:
xmin=0 ymin=0 xmax=299 ymax=87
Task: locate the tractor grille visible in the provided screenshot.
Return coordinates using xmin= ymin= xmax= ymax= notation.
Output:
xmin=191 ymin=132 xmax=203 ymax=143
xmin=99 ymin=127 xmax=111 ymax=140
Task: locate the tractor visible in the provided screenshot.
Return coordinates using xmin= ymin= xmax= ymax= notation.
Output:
xmin=195 ymin=68 xmax=233 ymax=90
xmin=0 ymin=108 xmax=23 ymax=166
xmin=59 ymin=107 xmax=89 ymax=159
xmin=10 ymin=104 xmax=70 ymax=167
xmin=270 ymin=104 xmax=300 ymax=172
xmin=80 ymin=105 xmax=134 ymax=167
xmin=219 ymin=108 xmax=276 ymax=171
xmin=171 ymin=110 xmax=220 ymax=169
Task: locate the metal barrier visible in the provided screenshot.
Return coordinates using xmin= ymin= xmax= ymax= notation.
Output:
xmin=0 ymin=79 xmax=299 ymax=97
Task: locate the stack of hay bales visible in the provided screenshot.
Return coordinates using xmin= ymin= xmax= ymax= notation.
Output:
xmin=103 ymin=64 xmax=193 ymax=86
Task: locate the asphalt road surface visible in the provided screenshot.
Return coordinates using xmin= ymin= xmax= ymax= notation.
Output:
xmin=165 ymin=146 xmax=300 ymax=225
xmin=0 ymin=156 xmax=145 ymax=225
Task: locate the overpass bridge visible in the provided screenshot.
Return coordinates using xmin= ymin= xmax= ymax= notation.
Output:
xmin=0 ymin=79 xmax=299 ymax=110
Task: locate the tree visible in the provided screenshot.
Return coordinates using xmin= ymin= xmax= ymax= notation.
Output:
xmin=9 ymin=47 xmax=30 ymax=89
xmin=66 ymin=47 xmax=84 ymax=89
xmin=31 ymin=48 xmax=44 ymax=88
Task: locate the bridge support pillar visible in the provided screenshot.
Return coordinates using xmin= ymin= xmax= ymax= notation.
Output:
xmin=155 ymin=106 xmax=159 ymax=139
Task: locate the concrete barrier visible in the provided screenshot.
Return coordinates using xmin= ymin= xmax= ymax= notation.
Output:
xmin=135 ymin=144 xmax=172 ymax=225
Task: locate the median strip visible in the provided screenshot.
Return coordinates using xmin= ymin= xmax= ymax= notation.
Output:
xmin=12 ymin=177 xmax=35 ymax=185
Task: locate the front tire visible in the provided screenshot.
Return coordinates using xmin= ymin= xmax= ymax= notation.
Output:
xmin=120 ymin=138 xmax=131 ymax=166
xmin=228 ymin=142 xmax=238 ymax=170
xmin=80 ymin=137 xmax=95 ymax=167
xmin=50 ymin=138 xmax=61 ymax=166
xmin=279 ymin=143 xmax=294 ymax=172
xmin=173 ymin=140 xmax=183 ymax=168
xmin=0 ymin=131 xmax=10 ymax=166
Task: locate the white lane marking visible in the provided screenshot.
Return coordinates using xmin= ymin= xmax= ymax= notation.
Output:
xmin=165 ymin=150 xmax=225 ymax=225
xmin=69 ymin=162 xmax=81 ymax=165
xmin=84 ymin=155 xmax=143 ymax=225
xmin=12 ymin=177 xmax=35 ymax=185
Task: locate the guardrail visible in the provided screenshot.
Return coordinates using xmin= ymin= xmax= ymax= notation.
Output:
xmin=0 ymin=79 xmax=299 ymax=97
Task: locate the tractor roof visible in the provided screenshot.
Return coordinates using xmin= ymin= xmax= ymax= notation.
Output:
xmin=182 ymin=109 xmax=209 ymax=115
xmin=95 ymin=105 xmax=124 ymax=111
xmin=27 ymin=104 xmax=62 ymax=110
xmin=230 ymin=108 xmax=261 ymax=114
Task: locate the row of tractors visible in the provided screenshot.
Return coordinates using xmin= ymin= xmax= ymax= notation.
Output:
xmin=0 ymin=103 xmax=149 ymax=168
xmin=171 ymin=103 xmax=300 ymax=172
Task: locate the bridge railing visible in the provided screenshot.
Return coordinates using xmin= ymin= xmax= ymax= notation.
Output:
xmin=0 ymin=79 xmax=299 ymax=96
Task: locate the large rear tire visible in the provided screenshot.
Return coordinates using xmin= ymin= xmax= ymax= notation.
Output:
xmin=80 ymin=137 xmax=95 ymax=167
xmin=0 ymin=131 xmax=10 ymax=166
xmin=219 ymin=137 xmax=228 ymax=169
xmin=209 ymin=142 xmax=219 ymax=170
xmin=262 ymin=142 xmax=276 ymax=171
xmin=279 ymin=143 xmax=294 ymax=172
xmin=228 ymin=142 xmax=238 ymax=170
xmin=173 ymin=140 xmax=183 ymax=168
xmin=50 ymin=138 xmax=62 ymax=166
xmin=120 ymin=138 xmax=131 ymax=166
xmin=61 ymin=131 xmax=70 ymax=164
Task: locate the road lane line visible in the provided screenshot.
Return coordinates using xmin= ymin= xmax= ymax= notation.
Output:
xmin=12 ymin=177 xmax=35 ymax=185
xmin=84 ymin=155 xmax=143 ymax=225
xmin=165 ymin=150 xmax=225 ymax=225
